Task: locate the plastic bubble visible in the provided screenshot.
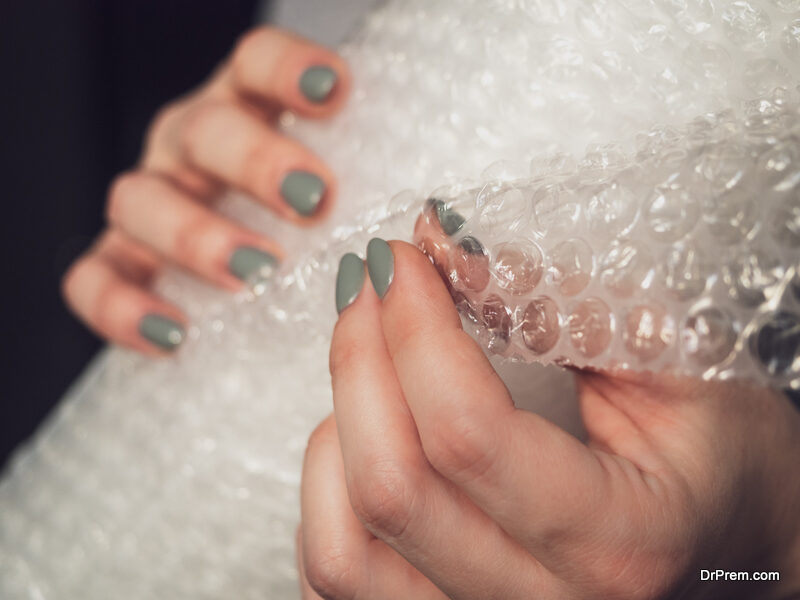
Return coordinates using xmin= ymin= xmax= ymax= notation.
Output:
xmin=492 ymin=241 xmax=544 ymax=295
xmin=569 ymin=297 xmax=614 ymax=358
xmin=521 ymin=296 xmax=562 ymax=354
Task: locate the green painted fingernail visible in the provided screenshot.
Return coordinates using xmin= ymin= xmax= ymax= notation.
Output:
xmin=366 ymin=238 xmax=394 ymax=299
xmin=433 ymin=199 xmax=466 ymax=236
xmin=229 ymin=246 xmax=278 ymax=281
xmin=280 ymin=170 xmax=325 ymax=217
xmin=139 ymin=314 xmax=184 ymax=352
xmin=335 ymin=253 xmax=365 ymax=314
xmin=299 ymin=65 xmax=338 ymax=103
xmin=459 ymin=235 xmax=485 ymax=255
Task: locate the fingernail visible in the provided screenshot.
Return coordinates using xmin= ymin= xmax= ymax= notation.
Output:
xmin=433 ymin=199 xmax=466 ymax=236
xmin=299 ymin=65 xmax=338 ymax=103
xmin=459 ymin=235 xmax=485 ymax=255
xmin=228 ymin=246 xmax=278 ymax=281
xmin=139 ymin=314 xmax=185 ymax=352
xmin=335 ymin=252 xmax=365 ymax=313
xmin=281 ymin=170 xmax=325 ymax=217
xmin=366 ymin=238 xmax=394 ymax=299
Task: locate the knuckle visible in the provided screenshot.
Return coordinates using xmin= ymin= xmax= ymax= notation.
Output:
xmin=239 ymin=139 xmax=273 ymax=200
xmin=349 ymin=460 xmax=417 ymax=540
xmin=232 ymin=26 xmax=278 ymax=72
xmin=180 ymin=101 xmax=228 ymax=159
xmin=424 ymin=412 xmax=495 ymax=483
xmin=328 ymin=323 xmax=362 ymax=379
xmin=305 ymin=417 xmax=336 ymax=455
xmin=145 ymin=100 xmax=183 ymax=149
xmin=172 ymin=214 xmax=214 ymax=269
xmin=106 ymin=171 xmax=144 ymax=224
xmin=304 ymin=547 xmax=358 ymax=600
xmin=60 ymin=256 xmax=88 ymax=305
xmin=92 ymin=278 xmax=123 ymax=335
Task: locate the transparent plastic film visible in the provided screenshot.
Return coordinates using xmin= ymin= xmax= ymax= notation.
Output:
xmin=412 ymin=98 xmax=800 ymax=386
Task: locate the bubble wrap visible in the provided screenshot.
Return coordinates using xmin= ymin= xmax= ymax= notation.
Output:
xmin=413 ymin=100 xmax=800 ymax=383
xmin=1 ymin=0 xmax=799 ymax=597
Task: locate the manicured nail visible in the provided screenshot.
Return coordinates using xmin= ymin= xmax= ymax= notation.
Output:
xmin=366 ymin=238 xmax=394 ymax=299
xmin=433 ymin=199 xmax=466 ymax=236
xmin=335 ymin=253 xmax=365 ymax=314
xmin=281 ymin=170 xmax=325 ymax=217
xmin=228 ymin=246 xmax=278 ymax=281
xmin=299 ymin=65 xmax=338 ymax=103
xmin=139 ymin=314 xmax=184 ymax=352
xmin=459 ymin=235 xmax=485 ymax=255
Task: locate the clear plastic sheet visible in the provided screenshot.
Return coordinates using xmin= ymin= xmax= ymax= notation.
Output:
xmin=1 ymin=0 xmax=799 ymax=597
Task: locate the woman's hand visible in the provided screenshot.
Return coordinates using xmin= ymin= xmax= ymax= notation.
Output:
xmin=298 ymin=240 xmax=800 ymax=599
xmin=62 ymin=27 xmax=350 ymax=354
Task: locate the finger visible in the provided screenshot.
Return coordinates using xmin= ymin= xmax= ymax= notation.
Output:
xmin=107 ymin=171 xmax=283 ymax=289
xmin=222 ymin=26 xmax=351 ymax=118
xmin=330 ymin=259 xmax=565 ymax=599
xmin=178 ymin=101 xmax=335 ymax=222
xmin=62 ymin=232 xmax=187 ymax=356
xmin=372 ymin=240 xmax=609 ymax=558
xmin=296 ymin=527 xmax=324 ymax=600
xmin=301 ymin=416 xmax=447 ymax=600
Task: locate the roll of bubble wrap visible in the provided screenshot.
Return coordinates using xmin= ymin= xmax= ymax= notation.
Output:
xmin=1 ymin=0 xmax=799 ymax=597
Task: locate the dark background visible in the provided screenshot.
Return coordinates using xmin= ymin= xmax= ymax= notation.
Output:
xmin=0 ymin=1 xmax=263 ymax=469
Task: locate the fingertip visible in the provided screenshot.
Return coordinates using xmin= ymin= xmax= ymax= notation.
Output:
xmin=277 ymin=163 xmax=338 ymax=225
xmin=383 ymin=240 xmax=462 ymax=330
xmin=295 ymin=57 xmax=352 ymax=117
xmin=230 ymin=27 xmax=351 ymax=119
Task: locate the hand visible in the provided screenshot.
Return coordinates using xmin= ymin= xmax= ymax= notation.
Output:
xmin=298 ymin=240 xmax=800 ymax=599
xmin=62 ymin=27 xmax=350 ymax=354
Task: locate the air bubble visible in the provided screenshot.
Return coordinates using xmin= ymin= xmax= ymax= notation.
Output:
xmin=575 ymin=0 xmax=616 ymax=42
xmin=631 ymin=22 xmax=674 ymax=58
xmin=453 ymin=290 xmax=478 ymax=323
xmin=492 ymin=241 xmax=544 ymax=295
xmin=478 ymin=186 xmax=531 ymax=234
xmin=453 ymin=236 xmax=490 ymax=292
xmin=782 ymin=19 xmax=800 ymax=59
xmin=694 ymin=142 xmax=747 ymax=194
xmin=742 ymin=58 xmax=790 ymax=96
xmin=549 ymin=238 xmax=594 ymax=296
xmin=721 ymin=2 xmax=772 ymax=53
xmin=481 ymin=294 xmax=512 ymax=354
xmin=644 ymin=180 xmax=700 ymax=242
xmin=569 ymin=298 xmax=613 ymax=358
xmin=771 ymin=0 xmax=800 ymax=12
xmin=657 ymin=243 xmax=709 ymax=300
xmin=683 ymin=307 xmax=737 ymax=368
xmin=532 ymin=183 xmax=581 ymax=236
xmin=703 ymin=185 xmax=759 ymax=244
xmin=669 ymin=0 xmax=715 ymax=35
xmin=521 ymin=297 xmax=561 ymax=355
xmin=624 ymin=304 xmax=675 ymax=362
xmin=722 ymin=249 xmax=785 ymax=306
xmin=584 ymin=180 xmax=639 ymax=238
xmin=769 ymin=194 xmax=800 ymax=247
xmin=756 ymin=137 xmax=800 ymax=190
xmin=599 ymin=241 xmax=653 ymax=298
xmin=749 ymin=311 xmax=800 ymax=378
xmin=682 ymin=42 xmax=732 ymax=88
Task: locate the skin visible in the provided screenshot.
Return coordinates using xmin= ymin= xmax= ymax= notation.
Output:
xmin=61 ymin=27 xmax=351 ymax=355
xmin=299 ymin=241 xmax=800 ymax=600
